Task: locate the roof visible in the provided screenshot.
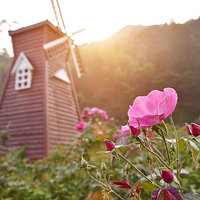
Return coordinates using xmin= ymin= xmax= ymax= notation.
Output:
xmin=9 ymin=20 xmax=64 ymax=37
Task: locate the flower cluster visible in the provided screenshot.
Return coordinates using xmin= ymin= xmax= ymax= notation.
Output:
xmin=76 ymin=107 xmax=111 ymax=132
xmin=81 ymin=107 xmax=109 ymax=121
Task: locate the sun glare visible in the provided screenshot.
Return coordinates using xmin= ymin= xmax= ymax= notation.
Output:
xmin=0 ymin=0 xmax=200 ymax=46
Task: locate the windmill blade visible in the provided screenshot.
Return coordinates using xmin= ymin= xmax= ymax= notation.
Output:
xmin=71 ymin=28 xmax=86 ymax=36
xmin=68 ymin=39 xmax=84 ymax=78
xmin=50 ymin=0 xmax=85 ymax=78
xmin=51 ymin=0 xmax=67 ymax=33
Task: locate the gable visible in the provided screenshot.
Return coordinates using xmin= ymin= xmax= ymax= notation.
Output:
xmin=54 ymin=69 xmax=70 ymax=84
xmin=11 ymin=52 xmax=34 ymax=74
xmin=11 ymin=52 xmax=34 ymax=90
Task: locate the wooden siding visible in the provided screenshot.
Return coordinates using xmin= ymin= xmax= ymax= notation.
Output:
xmin=46 ymin=51 xmax=80 ymax=151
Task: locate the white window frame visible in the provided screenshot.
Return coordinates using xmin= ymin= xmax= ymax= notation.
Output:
xmin=11 ymin=52 xmax=34 ymax=91
xmin=15 ymin=68 xmax=32 ymax=90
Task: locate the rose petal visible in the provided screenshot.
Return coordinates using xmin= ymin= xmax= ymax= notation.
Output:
xmin=121 ymin=125 xmax=130 ymax=134
xmin=128 ymin=113 xmax=165 ymax=129
xmin=162 ymin=88 xmax=178 ymax=117
xmin=148 ymin=90 xmax=166 ymax=113
xmin=128 ymin=96 xmax=157 ymax=118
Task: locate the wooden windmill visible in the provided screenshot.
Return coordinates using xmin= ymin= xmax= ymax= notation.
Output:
xmin=0 ymin=0 xmax=85 ymax=161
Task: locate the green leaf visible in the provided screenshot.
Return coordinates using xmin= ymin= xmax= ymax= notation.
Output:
xmin=178 ymin=139 xmax=186 ymax=151
xmin=141 ymin=181 xmax=157 ymax=191
xmin=188 ymin=140 xmax=199 ymax=152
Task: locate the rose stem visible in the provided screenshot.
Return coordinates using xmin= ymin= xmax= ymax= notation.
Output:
xmin=116 ymin=150 xmax=160 ymax=188
xmin=136 ymin=137 xmax=171 ymax=170
xmin=159 ymin=129 xmax=171 ymax=166
xmin=86 ymin=169 xmax=107 ymax=188
xmin=169 ymin=115 xmax=179 ymax=180
xmin=86 ymin=169 xmax=125 ymax=200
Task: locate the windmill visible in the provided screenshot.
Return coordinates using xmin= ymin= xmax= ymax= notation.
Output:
xmin=44 ymin=0 xmax=85 ymax=78
xmin=0 ymin=0 xmax=86 ymax=161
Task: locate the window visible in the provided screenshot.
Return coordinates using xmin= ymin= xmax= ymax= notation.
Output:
xmin=15 ymin=68 xmax=32 ymax=90
xmin=11 ymin=52 xmax=34 ymax=91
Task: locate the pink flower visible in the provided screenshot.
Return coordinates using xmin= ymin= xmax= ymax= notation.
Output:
xmin=128 ymin=88 xmax=178 ymax=128
xmin=122 ymin=125 xmax=130 ymax=134
xmin=162 ymin=170 xmax=174 ymax=183
xmin=76 ymin=122 xmax=87 ymax=132
xmin=98 ymin=109 xmax=108 ymax=120
xmin=113 ymin=125 xmax=130 ymax=141
xmin=88 ymin=107 xmax=99 ymax=116
xmin=185 ymin=123 xmax=200 ymax=137
xmin=81 ymin=107 xmax=90 ymax=119
xmin=88 ymin=107 xmax=108 ymax=120
xmin=104 ymin=139 xmax=115 ymax=151
xmin=98 ymin=130 xmax=103 ymax=135
xmin=109 ymin=117 xmax=115 ymax=122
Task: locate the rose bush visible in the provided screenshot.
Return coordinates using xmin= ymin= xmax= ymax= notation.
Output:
xmin=81 ymin=88 xmax=200 ymax=200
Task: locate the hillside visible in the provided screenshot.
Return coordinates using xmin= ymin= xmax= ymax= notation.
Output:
xmin=72 ymin=18 xmax=200 ymax=125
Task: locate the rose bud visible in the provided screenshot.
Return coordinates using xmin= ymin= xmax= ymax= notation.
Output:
xmin=81 ymin=157 xmax=88 ymax=168
xmin=185 ymin=123 xmax=200 ymax=137
xmin=130 ymin=126 xmax=140 ymax=136
xmin=104 ymin=139 xmax=115 ymax=151
xmin=101 ymin=162 xmax=107 ymax=173
xmin=161 ymin=170 xmax=174 ymax=183
xmin=191 ymin=123 xmax=200 ymax=137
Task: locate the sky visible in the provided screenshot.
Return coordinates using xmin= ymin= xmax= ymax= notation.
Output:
xmin=0 ymin=0 xmax=200 ymax=55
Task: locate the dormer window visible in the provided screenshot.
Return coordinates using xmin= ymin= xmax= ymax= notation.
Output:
xmin=11 ymin=52 xmax=34 ymax=90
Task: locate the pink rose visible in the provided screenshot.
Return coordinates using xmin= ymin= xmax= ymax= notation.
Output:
xmin=88 ymin=107 xmax=99 ymax=116
xmin=98 ymin=109 xmax=108 ymax=120
xmin=81 ymin=107 xmax=90 ymax=119
xmin=121 ymin=125 xmax=130 ymax=134
xmin=113 ymin=125 xmax=130 ymax=141
xmin=128 ymin=88 xmax=178 ymax=128
xmin=76 ymin=122 xmax=87 ymax=132
xmin=109 ymin=117 xmax=115 ymax=122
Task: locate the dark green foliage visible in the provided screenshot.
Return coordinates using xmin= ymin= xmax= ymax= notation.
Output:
xmin=71 ymin=17 xmax=200 ymax=125
xmin=0 ymin=146 xmax=94 ymax=200
xmin=0 ymin=49 xmax=11 ymax=93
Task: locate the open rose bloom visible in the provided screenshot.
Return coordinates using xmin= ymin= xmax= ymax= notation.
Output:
xmin=128 ymin=88 xmax=178 ymax=129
